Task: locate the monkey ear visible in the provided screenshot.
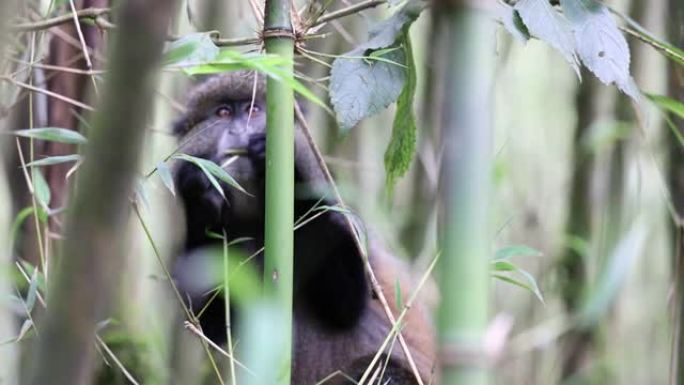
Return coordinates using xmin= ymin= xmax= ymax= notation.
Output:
xmin=172 ymin=115 xmax=192 ymax=136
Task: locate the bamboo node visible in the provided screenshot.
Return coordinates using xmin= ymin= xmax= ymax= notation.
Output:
xmin=262 ymin=28 xmax=295 ymax=40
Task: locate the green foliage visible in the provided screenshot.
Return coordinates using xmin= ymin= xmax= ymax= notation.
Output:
xmin=31 ymin=169 xmax=51 ymax=210
xmin=511 ymin=0 xmax=639 ymax=100
xmin=155 ymin=161 xmax=175 ymax=196
xmin=494 ymin=1 xmax=530 ymax=43
xmin=163 ymin=32 xmax=220 ymax=66
xmin=495 ymin=245 xmax=543 ymax=260
xmin=580 ymin=222 xmax=647 ymax=325
xmin=26 ymin=154 xmax=81 ymax=167
xmin=614 ymin=11 xmax=684 ymax=66
xmin=173 ymin=154 xmax=250 ymax=198
xmin=384 ymin=32 xmax=417 ymax=195
xmin=492 ymin=246 xmax=545 ymax=303
xmin=329 ymin=1 xmax=425 ymax=131
xmin=560 ymin=0 xmax=639 ymax=99
xmin=13 ymin=127 xmax=87 ymax=144
xmin=647 ymin=93 xmax=684 ymax=148
xmin=515 ymin=0 xmax=580 ymax=75
xmin=164 ymin=37 xmax=327 ymax=110
xmin=94 ymin=329 xmax=155 ymax=385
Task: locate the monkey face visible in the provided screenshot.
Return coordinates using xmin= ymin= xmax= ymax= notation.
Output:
xmin=173 ymin=71 xmax=269 ymax=184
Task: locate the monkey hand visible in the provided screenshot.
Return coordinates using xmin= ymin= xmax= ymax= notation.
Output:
xmin=247 ymin=133 xmax=267 ymax=173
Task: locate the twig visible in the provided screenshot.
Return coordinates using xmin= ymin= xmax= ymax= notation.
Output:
xmin=10 ymin=8 xmax=112 ymax=32
xmin=184 ymin=321 xmax=257 ymax=377
xmin=68 ymin=0 xmax=93 ymax=70
xmin=95 ymin=335 xmax=140 ymax=385
xmin=311 ymin=0 xmax=387 ymax=27
xmin=0 ymin=75 xmax=94 ymax=111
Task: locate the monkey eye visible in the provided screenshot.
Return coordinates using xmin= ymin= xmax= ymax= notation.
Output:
xmin=215 ymin=105 xmax=232 ymax=118
xmin=244 ymin=103 xmax=261 ymax=115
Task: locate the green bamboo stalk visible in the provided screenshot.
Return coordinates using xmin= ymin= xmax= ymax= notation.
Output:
xmin=22 ymin=0 xmax=176 ymax=384
xmin=433 ymin=1 xmax=494 ymax=384
xmin=263 ymin=0 xmax=295 ymax=383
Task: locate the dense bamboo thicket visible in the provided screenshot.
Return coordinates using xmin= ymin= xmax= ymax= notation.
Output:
xmin=0 ymin=1 xmax=682 ymax=384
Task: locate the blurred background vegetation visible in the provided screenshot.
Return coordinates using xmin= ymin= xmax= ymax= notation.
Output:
xmin=1 ymin=0 xmax=682 ymax=384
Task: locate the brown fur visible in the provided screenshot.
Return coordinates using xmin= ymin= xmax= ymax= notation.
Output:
xmin=173 ymin=71 xmax=436 ymax=384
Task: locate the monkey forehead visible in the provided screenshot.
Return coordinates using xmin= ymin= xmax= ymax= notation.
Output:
xmin=186 ymin=70 xmax=266 ymax=112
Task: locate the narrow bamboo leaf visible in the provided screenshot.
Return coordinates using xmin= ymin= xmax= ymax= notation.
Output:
xmin=10 ymin=207 xmax=35 ymax=250
xmin=163 ymin=32 xmax=220 ymax=66
xmin=384 ymin=32 xmax=417 ymax=195
xmin=611 ymin=9 xmax=684 ymax=66
xmin=134 ymin=179 xmax=150 ymax=210
xmin=174 ymin=154 xmax=250 ymax=197
xmin=330 ymin=2 xmax=425 ymax=131
xmin=580 ymin=222 xmax=646 ymax=325
xmin=26 ymin=154 xmax=82 ymax=167
xmin=647 ymin=93 xmax=684 ymax=119
xmin=31 ymin=168 xmax=51 ymax=209
xmin=26 ymin=268 xmax=40 ymax=312
xmin=492 ymin=273 xmax=545 ymax=304
xmin=495 ymin=245 xmax=543 ymax=260
xmin=491 ymin=260 xmax=517 ymax=272
xmin=183 ymin=51 xmax=328 ymax=110
xmin=13 ymin=127 xmax=87 ymax=144
xmin=646 ymin=94 xmax=684 ymax=148
xmin=156 ymin=161 xmax=176 ymax=196
xmin=15 ymin=319 xmax=33 ymax=342
xmin=560 ymin=0 xmax=639 ymax=100
xmin=515 ymin=0 xmax=580 ymax=76
xmin=394 ymin=279 xmax=404 ymax=311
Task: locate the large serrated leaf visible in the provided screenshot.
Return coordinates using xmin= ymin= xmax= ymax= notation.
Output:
xmin=329 ymin=3 xmax=424 ymax=131
xmin=560 ymin=0 xmax=639 ymax=100
xmin=515 ymin=0 xmax=580 ymax=76
xmin=495 ymin=1 xmax=530 ymax=43
xmin=384 ymin=32 xmax=417 ymax=195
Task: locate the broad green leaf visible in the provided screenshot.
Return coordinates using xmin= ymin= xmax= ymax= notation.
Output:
xmin=560 ymin=0 xmax=639 ymax=100
xmin=330 ymin=2 xmax=425 ymax=131
xmin=495 ymin=245 xmax=543 ymax=260
xmin=515 ymin=0 xmax=580 ymax=76
xmin=31 ymin=169 xmax=50 ymax=209
xmin=384 ymin=32 xmax=417 ymax=195
xmin=494 ymin=1 xmax=530 ymax=43
xmin=164 ymin=32 xmax=220 ymax=66
xmin=156 ymin=161 xmax=175 ymax=196
xmin=173 ymin=154 xmax=251 ymax=197
xmin=26 ymin=154 xmax=82 ymax=167
xmin=13 ymin=128 xmax=87 ymax=144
